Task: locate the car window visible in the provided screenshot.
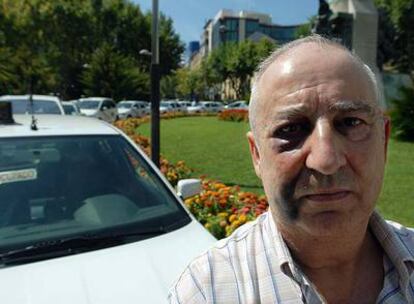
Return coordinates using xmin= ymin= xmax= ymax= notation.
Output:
xmin=0 ymin=135 xmax=190 ymax=252
xmin=103 ymin=100 xmax=114 ymax=109
xmin=118 ymin=103 xmax=132 ymax=109
xmin=63 ymin=104 xmax=76 ymax=115
xmin=79 ymin=100 xmax=100 ymax=109
xmin=7 ymin=99 xmax=62 ymax=115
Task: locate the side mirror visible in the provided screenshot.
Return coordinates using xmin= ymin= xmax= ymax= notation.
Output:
xmin=177 ymin=179 xmax=202 ymax=199
xmin=102 ymin=106 xmax=108 ymax=110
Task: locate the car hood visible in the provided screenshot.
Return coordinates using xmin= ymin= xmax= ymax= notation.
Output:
xmin=79 ymin=109 xmax=97 ymax=116
xmin=117 ymin=108 xmax=131 ymax=114
xmin=0 ymin=220 xmax=215 ymax=304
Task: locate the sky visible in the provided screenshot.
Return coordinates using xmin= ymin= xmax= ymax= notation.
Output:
xmin=132 ymin=0 xmax=319 ymax=47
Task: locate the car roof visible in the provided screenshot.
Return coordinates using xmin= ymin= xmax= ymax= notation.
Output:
xmin=0 ymin=94 xmax=60 ymax=102
xmin=0 ymin=115 xmax=119 ymax=138
xmin=62 ymin=101 xmax=76 ymax=105
xmin=78 ymin=97 xmax=112 ymax=102
xmin=119 ymin=100 xmax=148 ymax=104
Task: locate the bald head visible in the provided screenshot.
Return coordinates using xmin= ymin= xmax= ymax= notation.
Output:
xmin=249 ymin=35 xmax=380 ymax=138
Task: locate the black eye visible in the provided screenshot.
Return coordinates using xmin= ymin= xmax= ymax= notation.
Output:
xmin=275 ymin=122 xmax=311 ymax=140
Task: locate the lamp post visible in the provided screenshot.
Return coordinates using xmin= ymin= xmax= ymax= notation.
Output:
xmin=150 ymin=0 xmax=160 ymax=167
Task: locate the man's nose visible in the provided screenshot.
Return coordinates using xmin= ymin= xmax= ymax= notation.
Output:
xmin=305 ymin=119 xmax=346 ymax=175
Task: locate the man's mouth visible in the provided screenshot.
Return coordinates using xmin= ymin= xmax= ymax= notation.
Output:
xmin=303 ymin=190 xmax=351 ymax=202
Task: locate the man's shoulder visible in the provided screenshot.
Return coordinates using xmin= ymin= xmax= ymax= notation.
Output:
xmin=173 ymin=212 xmax=270 ymax=281
xmin=385 ymin=218 xmax=414 ymax=242
xmin=191 ymin=212 xmax=269 ymax=265
xmin=168 ymin=213 xmax=271 ymax=303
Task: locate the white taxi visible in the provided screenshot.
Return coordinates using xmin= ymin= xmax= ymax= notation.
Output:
xmin=0 ymin=102 xmax=215 ymax=304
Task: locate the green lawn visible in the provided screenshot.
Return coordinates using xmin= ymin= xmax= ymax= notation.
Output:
xmin=138 ymin=116 xmax=414 ymax=227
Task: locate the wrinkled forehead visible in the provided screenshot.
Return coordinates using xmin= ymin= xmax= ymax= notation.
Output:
xmin=256 ymin=44 xmax=378 ymax=119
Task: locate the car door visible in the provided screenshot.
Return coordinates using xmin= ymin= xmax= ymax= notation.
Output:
xmin=102 ymin=100 xmax=117 ymax=122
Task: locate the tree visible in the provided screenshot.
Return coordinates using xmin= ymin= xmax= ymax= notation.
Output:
xmin=175 ymin=67 xmax=205 ymax=100
xmin=202 ymin=38 xmax=275 ymax=100
xmin=81 ymin=43 xmax=149 ymax=101
xmin=390 ymin=86 xmax=414 ymax=140
xmin=0 ymin=0 xmax=184 ymax=99
xmin=375 ymin=0 xmax=414 ymax=76
xmin=161 ymin=73 xmax=178 ymax=99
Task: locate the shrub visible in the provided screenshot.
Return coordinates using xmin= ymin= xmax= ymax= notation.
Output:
xmin=390 ymin=86 xmax=414 ymax=140
xmin=113 ymin=117 xmax=147 ymax=135
xmin=184 ymin=179 xmax=268 ymax=239
xmin=218 ymin=109 xmax=249 ymax=122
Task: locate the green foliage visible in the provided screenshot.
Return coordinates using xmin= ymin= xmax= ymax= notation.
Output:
xmin=0 ymin=0 xmax=183 ymax=99
xmin=375 ymin=0 xmax=414 ymax=74
xmin=390 ymin=86 xmax=414 ymax=140
xmin=174 ymin=67 xmax=208 ymax=100
xmin=161 ymin=73 xmax=178 ymax=99
xmin=81 ymin=43 xmax=149 ymax=101
xmin=194 ymin=38 xmax=276 ymax=100
xmin=294 ymin=23 xmax=312 ymax=39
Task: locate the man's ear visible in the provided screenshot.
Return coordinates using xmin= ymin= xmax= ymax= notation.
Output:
xmin=247 ymin=131 xmax=262 ymax=179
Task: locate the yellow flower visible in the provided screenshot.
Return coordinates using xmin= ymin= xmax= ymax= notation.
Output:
xmin=239 ymin=214 xmax=247 ymax=224
xmin=218 ymin=212 xmax=228 ymax=218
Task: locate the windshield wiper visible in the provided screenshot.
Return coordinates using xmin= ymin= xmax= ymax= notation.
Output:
xmin=0 ymin=226 xmax=167 ymax=266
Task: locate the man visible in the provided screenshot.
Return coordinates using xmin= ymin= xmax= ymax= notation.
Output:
xmin=169 ymin=35 xmax=414 ymax=303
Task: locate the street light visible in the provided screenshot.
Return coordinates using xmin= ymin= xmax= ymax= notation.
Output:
xmin=139 ymin=49 xmax=152 ymax=57
xmin=148 ymin=0 xmax=160 ymax=168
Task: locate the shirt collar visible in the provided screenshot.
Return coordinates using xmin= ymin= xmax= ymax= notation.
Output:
xmin=369 ymin=210 xmax=414 ymax=298
xmin=265 ymin=211 xmax=306 ymax=282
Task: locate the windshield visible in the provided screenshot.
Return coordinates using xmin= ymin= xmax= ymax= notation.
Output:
xmin=78 ymin=100 xmax=100 ymax=109
xmin=0 ymin=135 xmax=190 ymax=255
xmin=117 ymin=103 xmax=133 ymax=109
xmin=6 ymin=99 xmax=62 ymax=115
xmin=62 ymin=104 xmax=76 ymax=114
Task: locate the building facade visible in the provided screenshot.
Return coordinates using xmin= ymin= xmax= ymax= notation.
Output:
xmin=198 ymin=10 xmax=301 ymax=58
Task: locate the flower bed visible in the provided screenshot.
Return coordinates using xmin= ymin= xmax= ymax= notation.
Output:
xmin=184 ymin=179 xmax=268 ymax=239
xmin=218 ymin=109 xmax=249 ymax=122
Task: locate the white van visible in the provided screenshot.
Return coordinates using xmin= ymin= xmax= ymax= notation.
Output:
xmin=78 ymin=97 xmax=118 ymax=123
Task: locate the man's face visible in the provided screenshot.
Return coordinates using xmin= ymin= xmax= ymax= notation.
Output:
xmin=247 ymin=44 xmax=390 ymax=238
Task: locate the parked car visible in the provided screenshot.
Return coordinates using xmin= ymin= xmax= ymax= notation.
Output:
xmin=0 ymin=94 xmax=65 ymax=115
xmin=187 ymin=102 xmax=206 ymax=114
xmin=62 ymin=101 xmax=81 ymax=116
xmin=177 ymin=101 xmax=192 ymax=113
xmin=224 ymin=100 xmax=248 ymax=110
xmin=78 ymin=97 xmax=118 ymax=123
xmin=117 ymin=100 xmax=149 ymax=119
xmin=201 ymin=101 xmax=224 ymax=113
xmin=159 ymin=101 xmax=182 ymax=114
xmin=0 ymin=103 xmax=215 ymax=304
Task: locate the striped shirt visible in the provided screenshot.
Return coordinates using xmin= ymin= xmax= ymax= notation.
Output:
xmin=168 ymin=211 xmax=414 ymax=303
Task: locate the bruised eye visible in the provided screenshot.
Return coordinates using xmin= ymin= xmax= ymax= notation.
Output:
xmin=274 ymin=122 xmax=311 ymax=140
